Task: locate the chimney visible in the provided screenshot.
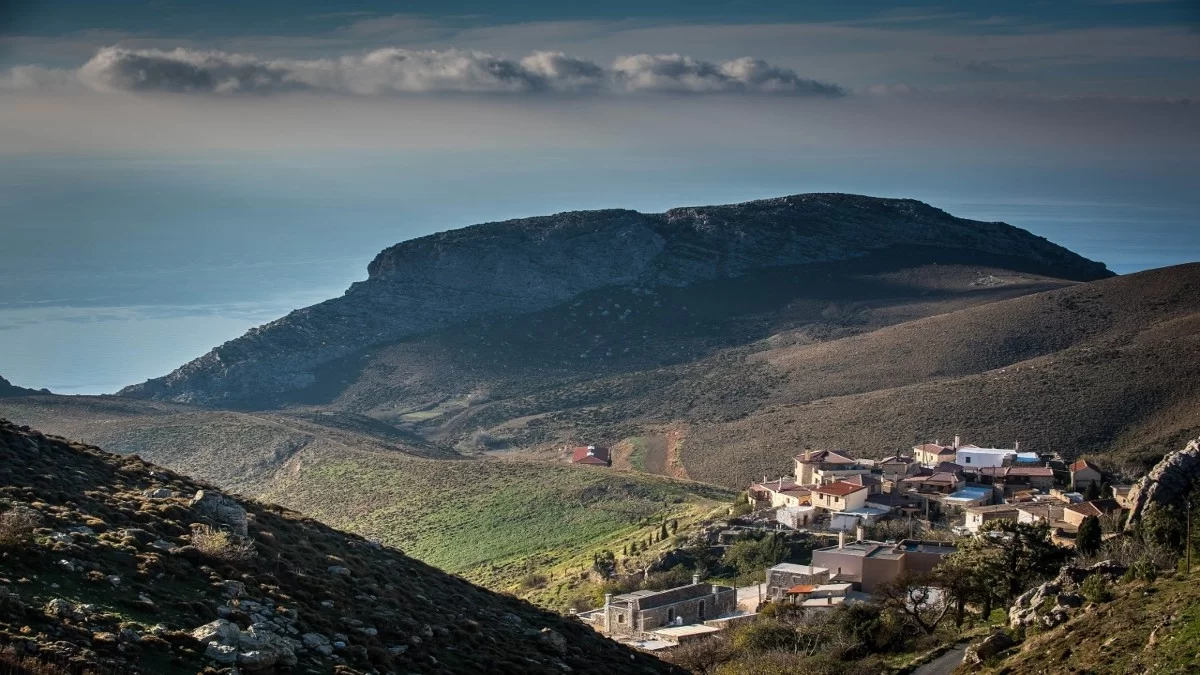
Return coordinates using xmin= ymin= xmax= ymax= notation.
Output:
xmin=855 ymin=525 xmax=865 ymax=542
xmin=604 ymin=593 xmax=612 ymax=608
xmin=692 ymin=573 xmax=700 ymax=586
xmin=827 ymin=596 xmax=833 ymax=605
xmin=1014 ymin=440 xmax=1020 ymax=451
xmin=838 ymin=531 xmax=846 ymax=549
xmin=953 ymin=435 xmax=961 ymax=449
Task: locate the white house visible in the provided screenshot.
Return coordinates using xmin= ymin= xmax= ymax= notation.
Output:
xmin=956 ymin=447 xmax=1018 ymax=469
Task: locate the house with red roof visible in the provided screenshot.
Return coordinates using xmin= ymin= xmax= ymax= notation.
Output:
xmin=1069 ymin=459 xmax=1102 ymax=491
xmin=571 ymin=445 xmax=610 ymax=466
xmin=812 ymin=480 xmax=870 ymax=513
xmin=1063 ymin=498 xmax=1124 ymax=527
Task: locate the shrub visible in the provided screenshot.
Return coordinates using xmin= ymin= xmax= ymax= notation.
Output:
xmin=1080 ymin=575 xmax=1112 ymax=603
xmin=0 ymin=506 xmax=43 ymax=549
xmin=191 ymin=526 xmax=256 ymax=562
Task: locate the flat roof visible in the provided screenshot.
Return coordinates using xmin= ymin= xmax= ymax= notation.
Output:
xmin=965 ymin=504 xmax=1022 ymax=514
xmin=652 ymin=625 xmax=722 ymax=639
xmin=802 ymin=596 xmax=846 ymax=607
xmin=815 ymin=583 xmax=853 ymax=592
xmin=769 ymin=563 xmax=829 ymax=575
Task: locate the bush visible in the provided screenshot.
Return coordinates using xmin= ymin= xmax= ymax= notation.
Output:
xmin=1080 ymin=575 xmax=1113 ymax=603
xmin=191 ymin=526 xmax=256 ymax=562
xmin=0 ymin=506 xmax=43 ymax=549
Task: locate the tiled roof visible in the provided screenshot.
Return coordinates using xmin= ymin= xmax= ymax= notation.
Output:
xmin=913 ymin=443 xmax=955 ymax=454
xmin=786 ymin=584 xmax=816 ymax=594
xmin=571 ymin=446 xmax=609 ymax=463
xmin=816 ymin=481 xmax=867 ymax=497
xmin=1070 ymin=459 xmax=1099 ymax=473
xmin=1066 ymin=499 xmax=1123 ymax=517
xmin=796 ymin=450 xmax=857 ymax=464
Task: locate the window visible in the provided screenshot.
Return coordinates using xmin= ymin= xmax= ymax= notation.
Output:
xmin=698 ymin=600 xmax=705 ymax=620
xmin=667 ymin=608 xmax=675 ymax=622
xmin=617 ymin=614 xmax=624 ymax=624
xmin=965 ymin=456 xmax=971 ymax=464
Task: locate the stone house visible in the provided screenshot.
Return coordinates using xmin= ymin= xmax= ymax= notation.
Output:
xmin=1015 ymin=503 xmax=1066 ymax=526
xmin=1069 ymin=460 xmax=1103 ymax=491
xmin=766 ymin=563 xmax=830 ymax=601
xmin=897 ymin=470 xmax=964 ymax=495
xmin=598 ymin=579 xmax=737 ymax=636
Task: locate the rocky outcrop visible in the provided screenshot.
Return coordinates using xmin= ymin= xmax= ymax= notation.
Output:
xmin=1125 ymin=438 xmax=1200 ymax=529
xmin=118 ymin=193 xmax=1110 ymax=406
xmin=1008 ymin=560 xmax=1126 ymax=629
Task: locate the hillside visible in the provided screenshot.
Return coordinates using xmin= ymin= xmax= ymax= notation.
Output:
xmin=0 ymin=419 xmax=678 ymax=674
xmin=0 ymin=395 xmax=731 ymax=597
xmin=977 ymin=570 xmax=1200 ymax=674
xmin=0 ymin=375 xmax=47 ymax=398
xmin=119 ymin=193 xmax=1109 ymax=407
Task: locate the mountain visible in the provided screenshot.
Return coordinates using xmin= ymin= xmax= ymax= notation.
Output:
xmin=0 ymin=419 xmax=677 ymax=674
xmin=0 ymin=374 xmax=48 ymax=398
xmin=119 ymin=193 xmax=1110 ymax=407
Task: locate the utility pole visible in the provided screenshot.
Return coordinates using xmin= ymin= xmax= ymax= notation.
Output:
xmin=1188 ymin=493 xmax=1194 ymax=575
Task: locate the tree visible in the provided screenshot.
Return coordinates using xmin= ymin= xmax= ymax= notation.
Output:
xmin=945 ymin=520 xmax=1067 ymax=607
xmin=933 ymin=554 xmax=994 ymax=627
xmin=660 ymin=523 xmax=669 ymax=541
xmin=593 ymin=550 xmax=616 ymax=578
xmin=873 ymin=571 xmax=949 ymax=635
xmin=724 ymin=534 xmax=789 ymax=583
xmin=670 ymin=519 xmax=679 ymax=535
xmin=1084 ymin=481 xmax=1102 ymax=501
xmin=1077 ymin=515 xmax=1102 ymax=556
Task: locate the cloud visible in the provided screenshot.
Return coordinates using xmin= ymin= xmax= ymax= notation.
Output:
xmin=612 ymin=54 xmax=846 ymax=95
xmin=4 ymin=45 xmax=843 ymax=97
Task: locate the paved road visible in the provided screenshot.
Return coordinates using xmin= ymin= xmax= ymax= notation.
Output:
xmin=913 ymin=643 xmax=967 ymax=675
xmin=735 ymin=583 xmax=765 ymax=612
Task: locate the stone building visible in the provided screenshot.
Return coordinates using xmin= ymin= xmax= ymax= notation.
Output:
xmin=596 ymin=577 xmax=737 ymax=636
xmin=765 ymin=563 xmax=830 ymax=601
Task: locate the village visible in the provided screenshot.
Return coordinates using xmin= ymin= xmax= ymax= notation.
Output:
xmin=569 ymin=436 xmax=1136 ymax=656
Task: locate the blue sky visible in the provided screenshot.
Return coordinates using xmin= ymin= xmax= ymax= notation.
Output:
xmin=0 ymin=1 xmax=1197 ymax=393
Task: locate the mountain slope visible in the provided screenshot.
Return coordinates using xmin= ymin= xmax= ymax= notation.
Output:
xmin=0 ymin=419 xmax=677 ymax=674
xmin=120 ymin=193 xmax=1110 ymax=406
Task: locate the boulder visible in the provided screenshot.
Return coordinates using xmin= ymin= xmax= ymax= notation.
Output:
xmin=44 ymin=598 xmax=76 ymax=619
xmin=327 ymin=566 xmax=352 ymax=577
xmin=238 ymin=649 xmax=277 ymax=670
xmin=537 ymin=628 xmax=568 ymax=655
xmin=964 ymin=631 xmax=1014 ymax=666
xmin=189 ymin=490 xmax=248 ymax=536
xmin=1125 ymin=438 xmax=1200 ymax=530
xmin=190 ymin=619 xmax=240 ymax=646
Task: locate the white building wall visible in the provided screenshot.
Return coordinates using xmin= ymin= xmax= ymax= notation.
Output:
xmin=956 ymin=448 xmax=1016 ymax=469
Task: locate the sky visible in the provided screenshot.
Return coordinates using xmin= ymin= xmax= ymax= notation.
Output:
xmin=0 ymin=1 xmax=1198 ymax=394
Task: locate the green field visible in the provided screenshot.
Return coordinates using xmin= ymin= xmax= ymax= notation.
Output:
xmin=261 ymin=448 xmax=732 ymax=600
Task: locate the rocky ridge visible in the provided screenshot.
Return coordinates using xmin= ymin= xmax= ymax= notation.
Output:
xmin=119 ymin=193 xmax=1110 ymax=406
xmin=0 ymin=419 xmax=676 ymax=674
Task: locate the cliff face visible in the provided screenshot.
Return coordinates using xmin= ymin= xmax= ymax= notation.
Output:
xmin=119 ymin=193 xmax=1111 ymax=406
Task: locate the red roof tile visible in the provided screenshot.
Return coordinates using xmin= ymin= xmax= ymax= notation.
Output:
xmin=571 ymin=446 xmax=610 ymax=464
xmin=816 ymin=481 xmax=867 ymax=497
xmin=1070 ymin=459 xmax=1098 ymax=473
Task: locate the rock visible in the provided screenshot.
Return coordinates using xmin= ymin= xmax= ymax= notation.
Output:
xmin=204 ymin=643 xmax=238 ymax=665
xmin=964 ymin=631 xmax=1014 ymax=666
xmin=388 ymin=645 xmax=409 ymax=656
xmin=302 ymin=633 xmax=330 ymax=650
xmin=106 ymin=575 xmax=121 ymax=588
xmin=189 ymin=490 xmax=249 ymax=536
xmin=219 ymin=579 xmax=245 ymax=598
xmin=1057 ymin=593 xmax=1084 ymax=608
xmin=1126 ymin=438 xmax=1200 ymax=530
xmin=120 ymin=528 xmax=155 ymax=544
xmin=45 ymin=598 xmax=75 ymax=619
xmin=91 ymin=632 xmax=118 ymax=646
xmin=537 ymin=628 xmax=568 ymax=655
xmin=327 ymin=566 xmax=352 ymax=577
xmin=191 ymin=619 xmax=241 ymax=646
xmin=55 ymin=559 xmax=76 ymax=573
xmin=143 ymin=488 xmax=173 ymax=499
xmin=238 ymin=649 xmax=277 ymax=670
